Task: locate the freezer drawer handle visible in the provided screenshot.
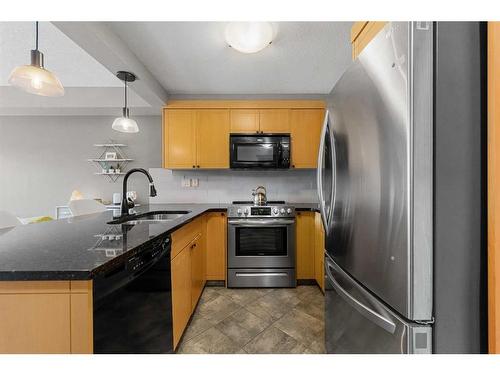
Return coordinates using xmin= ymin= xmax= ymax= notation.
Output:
xmin=326 ymin=261 xmax=396 ymax=334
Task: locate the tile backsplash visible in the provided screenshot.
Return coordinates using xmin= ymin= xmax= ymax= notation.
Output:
xmin=149 ymin=168 xmax=318 ymax=204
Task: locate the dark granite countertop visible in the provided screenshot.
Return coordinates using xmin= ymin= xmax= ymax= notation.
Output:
xmin=0 ymin=202 xmax=318 ymax=281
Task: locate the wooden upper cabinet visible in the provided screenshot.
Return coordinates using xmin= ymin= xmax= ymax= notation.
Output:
xmin=351 ymin=21 xmax=387 ymax=60
xmin=290 ymin=109 xmax=325 ymax=168
xmin=259 ymin=109 xmax=290 ymax=133
xmin=196 ymin=109 xmax=230 ymax=168
xmin=164 ymin=109 xmax=196 ymax=168
xmin=163 ymin=101 xmax=325 ymax=169
xmin=230 ymin=109 xmax=259 ymax=133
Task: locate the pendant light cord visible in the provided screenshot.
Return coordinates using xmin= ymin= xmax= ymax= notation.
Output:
xmin=124 ymin=78 xmax=128 ymax=109
xmin=35 ymin=21 xmax=39 ymax=50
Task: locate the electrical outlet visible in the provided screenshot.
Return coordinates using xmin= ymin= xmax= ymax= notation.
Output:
xmin=181 ymin=177 xmax=191 ymax=187
xmin=191 ymin=178 xmax=199 ymax=187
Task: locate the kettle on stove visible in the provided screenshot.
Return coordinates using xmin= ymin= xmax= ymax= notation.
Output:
xmin=252 ymin=186 xmax=267 ymax=206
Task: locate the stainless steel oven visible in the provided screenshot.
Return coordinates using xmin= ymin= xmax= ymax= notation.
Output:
xmin=230 ymin=134 xmax=290 ymax=169
xmin=227 ymin=203 xmax=296 ymax=288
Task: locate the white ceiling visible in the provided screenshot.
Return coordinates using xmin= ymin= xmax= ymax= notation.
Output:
xmin=0 ymin=21 xmax=353 ymax=115
xmin=106 ymin=22 xmax=353 ymax=95
xmin=0 ymin=22 xmax=153 ymax=115
xmin=0 ymin=22 xmax=121 ymax=87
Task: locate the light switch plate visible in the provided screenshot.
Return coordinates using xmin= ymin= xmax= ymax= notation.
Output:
xmin=191 ymin=178 xmax=199 ymax=187
xmin=181 ymin=177 xmax=191 ymax=187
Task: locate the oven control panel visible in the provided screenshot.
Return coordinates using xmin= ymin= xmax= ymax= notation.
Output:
xmin=228 ymin=205 xmax=295 ymax=218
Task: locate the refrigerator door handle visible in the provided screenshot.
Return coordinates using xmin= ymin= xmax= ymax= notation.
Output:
xmin=326 ymin=259 xmax=397 ymax=334
xmin=316 ymin=110 xmax=331 ymax=230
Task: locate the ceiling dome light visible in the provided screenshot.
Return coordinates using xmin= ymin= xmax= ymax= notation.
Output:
xmin=112 ymin=71 xmax=139 ymax=133
xmin=225 ymin=22 xmax=275 ymax=54
xmin=8 ymin=22 xmax=64 ymax=97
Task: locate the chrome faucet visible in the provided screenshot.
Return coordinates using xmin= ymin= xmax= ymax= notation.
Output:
xmin=121 ymin=168 xmax=157 ymax=216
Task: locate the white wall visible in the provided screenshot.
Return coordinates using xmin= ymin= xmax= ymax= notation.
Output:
xmin=149 ymin=168 xmax=318 ymax=204
xmin=0 ymin=114 xmax=318 ymax=218
xmin=0 ymin=115 xmax=162 ymax=218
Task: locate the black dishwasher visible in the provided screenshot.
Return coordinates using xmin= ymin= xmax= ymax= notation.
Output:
xmin=93 ymin=233 xmax=173 ymax=354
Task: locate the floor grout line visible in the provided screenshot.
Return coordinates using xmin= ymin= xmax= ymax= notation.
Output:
xmin=180 ymin=286 xmax=324 ymax=354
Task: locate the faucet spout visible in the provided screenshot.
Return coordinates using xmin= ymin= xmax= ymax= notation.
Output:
xmin=121 ymin=168 xmax=156 ymax=216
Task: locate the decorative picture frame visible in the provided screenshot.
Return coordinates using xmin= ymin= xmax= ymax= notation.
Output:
xmin=104 ymin=151 xmax=117 ymax=160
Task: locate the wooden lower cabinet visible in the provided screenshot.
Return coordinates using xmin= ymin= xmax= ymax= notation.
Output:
xmin=171 ymin=244 xmax=193 ymax=349
xmin=314 ymin=212 xmax=325 ymax=292
xmin=205 ymin=212 xmax=227 ymax=281
xmin=296 ymin=211 xmax=326 ymax=292
xmin=190 ymin=234 xmax=205 ymax=310
xmin=296 ymin=211 xmax=315 ymax=279
xmin=170 ymin=212 xmax=227 ymax=349
xmin=0 ymin=280 xmax=93 ymax=354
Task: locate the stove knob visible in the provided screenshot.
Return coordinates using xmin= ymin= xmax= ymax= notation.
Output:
xmin=287 ymin=208 xmax=292 ymax=214
xmin=237 ymin=209 xmax=242 ymax=216
xmin=280 ymin=208 xmax=285 ymax=214
xmin=244 ymin=208 xmax=249 ymax=215
xmin=273 ymin=208 xmax=279 ymax=215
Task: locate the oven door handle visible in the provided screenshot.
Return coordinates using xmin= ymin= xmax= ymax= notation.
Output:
xmin=228 ymin=219 xmax=295 ymax=226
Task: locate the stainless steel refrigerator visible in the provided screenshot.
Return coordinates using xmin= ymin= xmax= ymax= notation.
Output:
xmin=319 ymin=22 xmax=487 ymax=354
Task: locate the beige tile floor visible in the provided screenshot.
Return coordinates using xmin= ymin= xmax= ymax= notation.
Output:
xmin=177 ymin=285 xmax=325 ymax=354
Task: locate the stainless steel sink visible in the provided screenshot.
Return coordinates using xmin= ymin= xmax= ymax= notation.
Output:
xmin=108 ymin=210 xmax=190 ymax=225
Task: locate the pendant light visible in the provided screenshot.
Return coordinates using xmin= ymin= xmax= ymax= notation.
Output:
xmin=8 ymin=22 xmax=64 ymax=97
xmin=112 ymin=71 xmax=139 ymax=133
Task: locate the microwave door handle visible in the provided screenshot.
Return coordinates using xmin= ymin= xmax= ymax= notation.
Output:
xmin=317 ymin=111 xmax=329 ymax=230
xmin=325 ymin=258 xmax=396 ymax=334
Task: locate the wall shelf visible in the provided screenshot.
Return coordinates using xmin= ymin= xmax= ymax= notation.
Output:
xmin=88 ymin=139 xmax=133 ymax=183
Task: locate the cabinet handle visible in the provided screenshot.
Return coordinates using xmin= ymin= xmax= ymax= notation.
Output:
xmin=197 ymin=165 xmax=200 ymax=168
xmin=221 ymin=212 xmax=225 ymax=217
xmin=192 ymin=165 xmax=195 ymax=168
xmin=292 ymin=165 xmax=295 ymax=168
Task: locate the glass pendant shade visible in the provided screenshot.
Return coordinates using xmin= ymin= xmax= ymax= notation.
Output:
xmin=8 ymin=23 xmax=64 ymax=97
xmin=112 ymin=72 xmax=139 ymax=133
xmin=112 ymin=107 xmax=139 ymax=133
xmin=225 ymin=22 xmax=275 ymax=54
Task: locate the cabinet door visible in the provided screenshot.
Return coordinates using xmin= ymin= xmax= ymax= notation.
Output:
xmin=351 ymin=22 xmax=387 ymax=60
xmin=290 ymin=109 xmax=325 ymax=168
xmin=171 ymin=247 xmax=191 ymax=349
xmin=314 ymin=212 xmax=325 ymax=292
xmin=164 ymin=109 xmax=196 ymax=169
xmin=259 ymin=109 xmax=290 ymax=133
xmin=230 ymin=109 xmax=259 ymax=133
xmin=190 ymin=235 xmax=204 ymax=310
xmin=296 ymin=211 xmax=315 ymax=279
xmin=0 ymin=293 xmax=71 ymax=353
xmin=205 ymin=212 xmax=227 ymax=281
xmin=196 ymin=109 xmax=230 ymax=168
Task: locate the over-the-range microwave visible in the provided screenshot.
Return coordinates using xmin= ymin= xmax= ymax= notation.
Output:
xmin=229 ymin=134 xmax=290 ymax=169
